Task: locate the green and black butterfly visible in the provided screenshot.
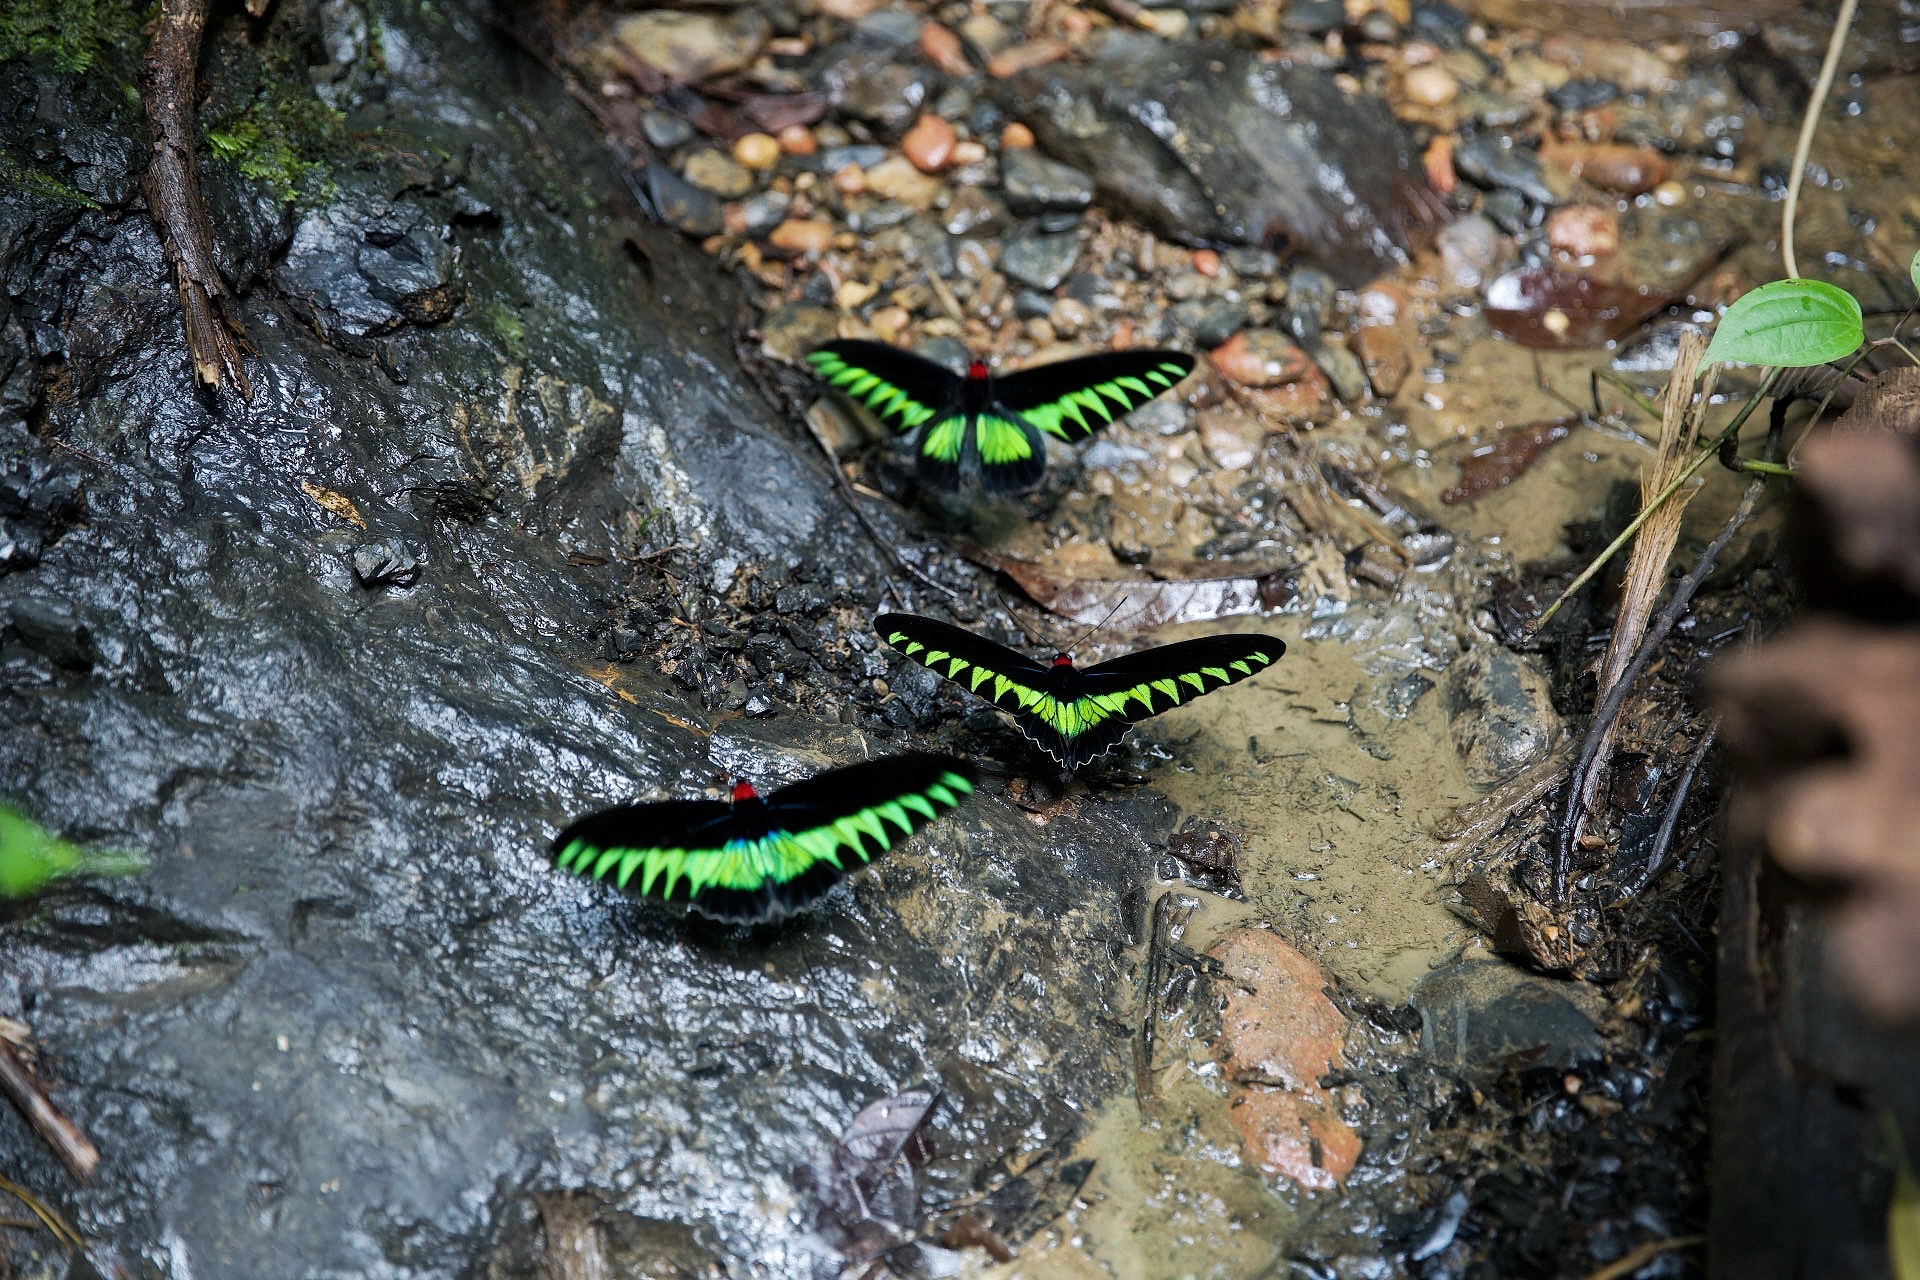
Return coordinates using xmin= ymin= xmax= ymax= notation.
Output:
xmin=808 ymin=340 xmax=1195 ymax=492
xmin=551 ymin=754 xmax=975 ymax=924
xmin=877 ymin=613 xmax=1284 ymax=770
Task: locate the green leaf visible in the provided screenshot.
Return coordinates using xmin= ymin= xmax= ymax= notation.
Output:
xmin=1893 ymin=1114 xmax=1920 ymax=1280
xmin=1910 ymin=250 xmax=1920 ymax=303
xmin=1702 ymin=278 xmax=1864 ymax=369
xmin=0 ymin=804 xmax=141 ymax=897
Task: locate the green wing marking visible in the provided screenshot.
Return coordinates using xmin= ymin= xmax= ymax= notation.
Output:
xmin=551 ymin=756 xmax=976 ymax=924
xmin=807 ymin=341 xmax=962 ymax=437
xmin=996 ymin=353 xmax=1196 ymax=444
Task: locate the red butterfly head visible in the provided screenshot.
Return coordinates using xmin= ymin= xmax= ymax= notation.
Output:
xmin=1051 ymin=654 xmax=1074 ymax=669
xmin=729 ymin=781 xmax=759 ymax=802
xmin=966 ymin=359 xmax=989 ymax=381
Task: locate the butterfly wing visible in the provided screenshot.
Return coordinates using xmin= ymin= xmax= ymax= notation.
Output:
xmin=970 ymin=413 xmax=1048 ymax=493
xmin=876 ymin=612 xmax=1051 ymax=712
xmin=757 ymin=753 xmax=976 ymax=917
xmin=992 ymin=351 xmax=1195 ymax=444
xmin=809 ymin=339 xmax=961 ymax=431
xmin=1002 ymin=634 xmax=1287 ymax=769
xmin=876 ymin=613 xmax=1113 ymax=768
xmin=1076 ymin=634 xmax=1285 ymax=722
xmin=551 ymin=798 xmax=745 ymax=912
xmin=551 ymin=756 xmax=975 ymax=925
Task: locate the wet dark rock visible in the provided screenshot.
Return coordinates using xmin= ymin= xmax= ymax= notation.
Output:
xmin=998 ymin=148 xmax=1095 ymax=216
xmin=823 ymin=53 xmax=935 ymax=140
xmin=276 ymin=195 xmax=458 ymax=342
xmin=1001 ymin=41 xmax=1436 ymax=285
xmin=817 ymin=144 xmax=890 ymax=173
xmin=1480 ymin=189 xmax=1531 ymax=235
xmin=1549 ymin=78 xmax=1621 ymax=111
xmin=0 ymin=6 xmax=1167 ymax=1275
xmin=643 ymin=160 xmax=726 ymax=237
xmin=1410 ymin=956 xmax=1606 ymax=1073
xmin=999 ymin=226 xmax=1083 ymax=291
xmin=1442 ymin=644 xmax=1561 ymax=786
xmin=1453 ymin=134 xmax=1566 ymax=207
xmin=6 ymin=597 xmax=96 ymax=669
xmin=640 ymin=109 xmax=696 ymax=150
xmin=853 ymin=9 xmax=925 ymax=50
xmin=1455 ymin=89 xmax=1533 ymax=129
xmin=349 ymin=537 xmax=424 ymax=589
xmin=1283 ymin=0 xmax=1345 ymax=34
xmin=0 ymin=452 xmax=83 ymax=571
xmin=1171 ymin=297 xmax=1249 ymax=348
xmin=941 ymin=187 xmax=1005 ymax=237
xmin=1410 ymin=2 xmax=1472 ymax=48
xmin=1015 ymin=288 xmax=1055 ymax=320
xmin=1312 ymin=342 xmax=1371 ymax=404
xmin=1283 ymin=268 xmax=1337 ymax=343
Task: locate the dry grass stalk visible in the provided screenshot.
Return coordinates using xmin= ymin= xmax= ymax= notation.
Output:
xmin=1570 ymin=331 xmax=1716 ymax=838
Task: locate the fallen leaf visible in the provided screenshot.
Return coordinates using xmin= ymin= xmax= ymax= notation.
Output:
xmin=1441 ymin=418 xmax=1575 ymax=504
xmin=798 ymin=1090 xmax=938 ymax=1265
xmin=1485 ymin=266 xmax=1678 ymax=349
xmin=966 ymin=548 xmax=1293 ymax=630
xmin=301 ymin=481 xmax=366 ymax=527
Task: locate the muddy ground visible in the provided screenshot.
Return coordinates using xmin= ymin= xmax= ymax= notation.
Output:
xmin=3 ymin=0 xmax=1917 ymax=1277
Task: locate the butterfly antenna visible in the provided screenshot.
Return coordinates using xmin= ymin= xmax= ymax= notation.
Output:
xmin=1064 ymin=595 xmax=1129 ymax=654
xmin=997 ymin=592 xmax=1049 ymax=647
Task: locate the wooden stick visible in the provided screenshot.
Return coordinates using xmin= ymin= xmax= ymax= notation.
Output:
xmin=142 ymin=0 xmax=253 ymax=398
xmin=0 ymin=1040 xmax=99 ymax=1182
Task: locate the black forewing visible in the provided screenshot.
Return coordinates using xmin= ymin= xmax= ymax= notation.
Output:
xmin=1075 ymin=634 xmax=1286 ymax=720
xmin=550 ymin=798 xmax=737 ymax=903
xmin=875 ymin=613 xmax=1050 ymax=716
xmin=809 ymin=340 xmax=964 ymax=438
xmin=992 ymin=350 xmax=1196 ymax=443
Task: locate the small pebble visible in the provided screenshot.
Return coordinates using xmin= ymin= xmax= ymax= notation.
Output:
xmin=682 ymin=150 xmax=755 ymax=198
xmin=777 ymin=125 xmax=817 ymax=157
xmin=1653 ymin=180 xmax=1685 ymax=207
xmin=769 ymin=218 xmax=835 ymax=254
xmin=1192 ymin=248 xmax=1221 ymax=278
xmin=1423 ymin=135 xmax=1456 ymax=195
xmin=836 ymin=279 xmax=879 ymax=310
xmin=1546 ymin=204 xmax=1619 ymax=258
xmin=902 ymin=115 xmax=958 ymax=172
xmin=919 ymin=22 xmax=972 ymax=76
xmin=832 ymin=164 xmax=866 ymax=195
xmin=1209 ymin=330 xmax=1311 ymax=387
xmin=951 ymin=139 xmax=987 ymax=166
xmin=1403 ymin=64 xmax=1459 ymax=108
xmin=869 ymin=305 xmax=911 ymax=344
xmin=1049 ymin=296 xmax=1092 ymax=335
xmin=732 ymin=132 xmax=781 ymax=171
xmin=1001 ymin=122 xmax=1035 ymax=150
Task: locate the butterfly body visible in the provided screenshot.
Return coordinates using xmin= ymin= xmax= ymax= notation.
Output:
xmin=809 ymin=340 xmax=1195 ymax=493
xmin=551 ymin=754 xmax=975 ymax=924
xmin=877 ymin=613 xmax=1285 ymax=770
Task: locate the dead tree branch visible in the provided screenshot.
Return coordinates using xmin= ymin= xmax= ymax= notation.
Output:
xmin=142 ymin=0 xmax=253 ymax=398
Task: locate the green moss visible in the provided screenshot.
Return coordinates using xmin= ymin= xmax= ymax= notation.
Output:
xmin=204 ymin=88 xmax=344 ymax=203
xmin=0 ymin=154 xmax=99 ymax=208
xmin=0 ymin=0 xmax=142 ymax=74
xmin=481 ymin=300 xmax=527 ymax=348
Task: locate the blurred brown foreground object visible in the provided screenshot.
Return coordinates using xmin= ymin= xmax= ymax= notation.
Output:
xmin=1707 ymin=410 xmax=1920 ymax=1278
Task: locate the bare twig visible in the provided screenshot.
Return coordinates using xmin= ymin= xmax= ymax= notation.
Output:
xmin=1623 ymin=721 xmax=1717 ymax=898
xmin=0 ymin=1041 xmax=99 ymax=1182
xmin=142 ymin=0 xmax=253 ymax=398
xmin=1551 ymin=470 xmax=1773 ymax=904
xmin=1781 ymin=0 xmax=1859 ymax=279
xmin=0 ymin=1173 xmax=83 ymax=1252
xmin=1530 ymin=368 xmax=1781 ymax=635
xmin=1577 ymin=1235 xmax=1705 ymax=1280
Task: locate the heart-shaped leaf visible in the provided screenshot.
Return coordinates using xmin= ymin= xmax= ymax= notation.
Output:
xmin=1702 ymin=278 xmax=1864 ymax=368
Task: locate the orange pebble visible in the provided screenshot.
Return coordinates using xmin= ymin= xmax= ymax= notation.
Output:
xmin=777 ymin=124 xmax=817 ymax=157
xmin=1192 ymin=248 xmax=1221 ymax=277
xmin=1001 ymin=121 xmax=1035 ymax=150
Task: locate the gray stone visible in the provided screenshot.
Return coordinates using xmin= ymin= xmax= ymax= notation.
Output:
xmin=1411 ymin=957 xmax=1607 ymax=1072
xmin=999 ymin=227 xmax=1083 ymax=291
xmin=6 ymin=597 xmax=95 ymax=669
xmin=610 ymin=8 xmax=770 ymax=83
xmin=999 ymin=148 xmax=1095 ymax=216
xmin=349 ymin=537 xmax=423 ymax=589
xmin=1310 ymin=341 xmax=1370 ymax=403
xmin=1170 ymin=296 xmax=1249 ymax=348
xmin=823 ymin=53 xmax=934 ymax=140
xmin=276 ymin=198 xmax=457 ymax=341
xmin=644 ymin=160 xmax=726 ymax=238
xmin=998 ymin=42 xmax=1437 ymax=284
xmin=1442 ymin=643 xmax=1561 ymax=787
xmin=1453 ymin=133 xmax=1567 ymax=207
xmin=640 ymin=110 xmax=695 ymax=150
